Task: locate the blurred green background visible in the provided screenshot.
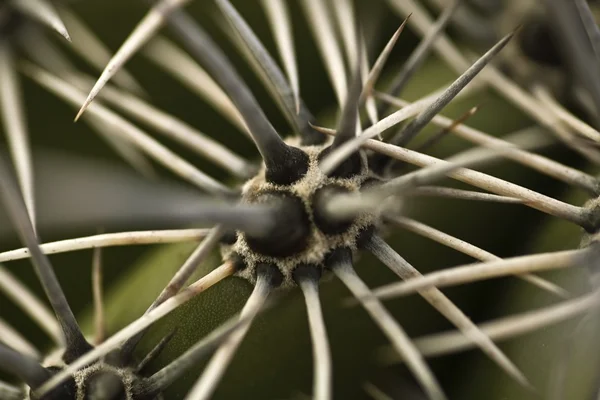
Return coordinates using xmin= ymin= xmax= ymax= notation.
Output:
xmin=1 ymin=0 xmax=597 ymax=399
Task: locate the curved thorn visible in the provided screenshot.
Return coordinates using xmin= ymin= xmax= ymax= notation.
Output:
xmin=0 ymin=229 xmax=211 ymax=263
xmin=367 ymin=236 xmax=531 ymax=388
xmin=329 ymin=248 xmax=447 ymax=400
xmin=34 ymin=263 xmax=236 ymax=397
xmin=406 ymin=187 xmax=525 ymax=204
xmin=92 ymin=245 xmax=105 ymax=345
xmin=74 ymin=0 xmax=190 ymax=121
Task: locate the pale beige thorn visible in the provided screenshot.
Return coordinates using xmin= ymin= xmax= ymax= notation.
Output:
xmin=299 ymin=279 xmax=332 ymax=400
xmin=360 ymin=18 xmax=409 ymax=107
xmin=11 ymin=0 xmax=70 ymax=41
xmin=359 ymin=36 xmax=379 ymax=127
xmin=390 ymin=216 xmax=570 ymax=298
xmin=142 ymin=36 xmax=250 ymax=136
xmin=299 ymin=0 xmax=348 ymax=107
xmin=184 ymin=275 xmax=270 ymax=400
xmin=260 ymin=0 xmax=300 ymax=114
xmin=92 ymin=246 xmax=105 ymax=345
xmin=334 ymin=263 xmax=447 ymax=400
xmin=23 ymin=63 xmax=232 ymax=195
xmin=373 ymin=247 xmax=584 ymax=301
xmin=34 ymin=263 xmax=236 ymax=397
xmin=316 ymin=126 xmax=586 ymax=227
xmin=411 ymin=290 xmax=600 ymax=359
xmin=534 ymin=85 xmax=600 ymax=143
xmin=0 ymin=265 xmax=63 ymax=345
xmin=369 ymin=236 xmax=531 ymax=388
xmin=0 ymin=43 xmax=35 ymax=228
xmin=382 ymin=94 xmax=600 ymax=195
xmin=74 ymin=0 xmax=191 ymax=121
xmin=0 ymin=229 xmax=210 ymax=263
xmin=72 ymin=74 xmax=254 ymax=178
xmin=0 ymin=317 xmax=39 ymax=359
xmin=57 ymin=7 xmax=145 ymax=94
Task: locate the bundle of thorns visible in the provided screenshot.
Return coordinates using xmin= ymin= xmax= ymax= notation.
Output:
xmin=2 ymin=0 xmax=600 ymax=399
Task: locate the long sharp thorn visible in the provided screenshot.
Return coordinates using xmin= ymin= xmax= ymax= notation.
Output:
xmin=0 ymin=265 xmax=63 ymax=345
xmin=57 ymin=7 xmax=145 ymax=94
xmin=217 ymin=0 xmax=313 ymax=139
xmin=120 ymin=226 xmax=224 ymax=360
xmin=0 ymin=156 xmax=91 ymax=362
xmin=299 ymin=0 xmax=348 ymax=107
xmin=11 ymin=0 xmax=70 ymax=41
xmin=92 ymin=245 xmax=105 ymax=345
xmin=160 ymin=7 xmax=304 ymax=180
xmin=75 ymin=0 xmax=190 ymax=121
xmin=183 ymin=265 xmax=278 ymax=400
xmin=0 ymin=317 xmax=39 ymax=359
xmin=332 ymin=36 xmax=364 ymax=148
xmin=23 ymin=63 xmax=233 ymax=196
xmin=0 ymin=43 xmax=35 ymax=228
xmin=372 ymin=245 xmax=584 ymax=301
xmin=393 ymin=30 xmax=514 ymax=147
xmin=360 ymin=17 xmax=410 ymax=107
xmin=0 ymin=380 xmax=23 ymax=400
xmin=329 ymin=248 xmax=447 ymax=400
xmin=367 ymin=236 xmax=531 ymax=388
xmin=260 ymin=0 xmax=300 ymax=114
xmin=360 ymin=36 xmax=379 ymax=127
xmin=382 ymin=0 xmax=460 ymax=112
xmin=0 ymin=343 xmax=49 ymax=389
xmin=295 ymin=266 xmax=332 ymax=400
xmin=389 ymin=216 xmax=569 ymax=298
xmin=35 ymin=263 xmax=236 ymax=397
xmin=0 ymin=229 xmax=210 ymax=263
xmin=411 ymin=290 xmax=600 ymax=359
